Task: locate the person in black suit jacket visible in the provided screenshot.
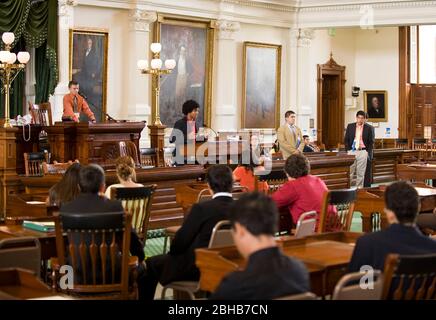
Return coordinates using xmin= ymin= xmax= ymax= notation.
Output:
xmin=344 ymin=110 xmax=375 ymax=188
xmin=60 ymin=164 xmax=145 ymax=262
xmin=348 ymin=181 xmax=436 ymax=273
xmin=139 ymin=165 xmax=234 ymax=300
xmin=210 ymin=193 xmax=310 ymax=300
xmin=169 ymin=100 xmax=200 ymax=164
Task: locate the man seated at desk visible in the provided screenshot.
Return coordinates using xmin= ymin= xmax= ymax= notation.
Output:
xmin=348 ymin=181 xmax=436 ymax=273
xmin=302 ymin=135 xmax=320 ymax=153
xmin=210 ymin=192 xmax=310 ymax=300
xmin=62 ymin=80 xmax=96 ymax=123
xmin=169 ymin=100 xmax=200 ymax=164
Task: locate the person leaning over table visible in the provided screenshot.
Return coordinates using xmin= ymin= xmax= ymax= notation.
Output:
xmin=210 ymin=192 xmax=310 ymax=300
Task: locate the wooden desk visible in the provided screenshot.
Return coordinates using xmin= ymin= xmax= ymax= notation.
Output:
xmin=0 ymin=269 xmax=56 ymax=300
xmin=195 ymin=232 xmax=361 ymax=297
xmin=0 ymin=224 xmax=56 ymax=261
xmin=177 ymin=140 xmax=248 ymax=163
xmin=14 ymin=124 xmax=44 ymax=175
xmin=46 ymin=121 xmax=145 ymax=164
xmin=356 ymin=186 xmax=436 ymax=232
xmin=397 ymin=163 xmax=436 ymax=185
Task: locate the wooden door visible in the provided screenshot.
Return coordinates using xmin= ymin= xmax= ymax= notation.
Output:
xmin=322 ymin=75 xmax=341 ymax=149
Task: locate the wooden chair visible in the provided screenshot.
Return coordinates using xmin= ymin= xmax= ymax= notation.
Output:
xmin=28 ymin=102 xmax=53 ymax=126
xmin=42 ymin=160 xmax=79 ymax=175
xmin=255 ymin=169 xmax=287 ymax=194
xmin=139 ymin=148 xmax=158 ymax=167
xmin=395 ymin=138 xmax=409 ymax=150
xmin=23 ymin=152 xmax=48 ymax=176
xmin=0 ymin=237 xmax=41 ymax=276
xmin=161 ymin=220 xmax=233 ymax=300
xmin=51 ymin=212 xmax=137 ymax=299
xmin=110 ymin=185 xmax=157 ymax=243
xmin=318 ymin=188 xmax=357 ymax=233
xmin=119 ymin=141 xmax=140 ymax=167
xmin=275 ymin=292 xmax=318 ymax=300
xmin=381 ymin=253 xmax=436 ymax=300
xmin=294 ymin=211 xmax=317 ymax=238
xmin=413 ymin=138 xmax=428 ymax=160
xmin=332 ymin=271 xmax=383 ymax=300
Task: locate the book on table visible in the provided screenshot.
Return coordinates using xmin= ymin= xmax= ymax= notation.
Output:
xmin=22 ymin=220 xmax=55 ymax=232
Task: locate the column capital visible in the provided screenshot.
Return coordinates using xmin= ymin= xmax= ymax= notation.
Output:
xmin=215 ymin=20 xmax=240 ymax=40
xmin=290 ymin=28 xmax=315 ymax=47
xmin=58 ymin=0 xmax=77 ymax=17
xmin=129 ymin=10 xmax=157 ymax=32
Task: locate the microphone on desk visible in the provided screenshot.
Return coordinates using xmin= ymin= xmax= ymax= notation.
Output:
xmin=106 ymin=113 xmax=116 ymax=121
xmin=78 ymin=91 xmax=88 ymax=100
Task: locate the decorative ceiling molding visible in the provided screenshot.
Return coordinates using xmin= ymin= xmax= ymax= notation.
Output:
xmin=298 ymin=0 xmax=436 ymax=12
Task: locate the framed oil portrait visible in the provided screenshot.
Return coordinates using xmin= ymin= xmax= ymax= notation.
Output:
xmin=242 ymin=42 xmax=282 ymax=129
xmin=69 ymin=28 xmax=108 ymax=122
xmin=154 ymin=14 xmax=215 ymax=128
xmin=364 ymin=90 xmax=388 ymax=122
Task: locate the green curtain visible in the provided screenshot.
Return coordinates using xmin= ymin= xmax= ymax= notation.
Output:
xmin=0 ymin=0 xmax=58 ymax=117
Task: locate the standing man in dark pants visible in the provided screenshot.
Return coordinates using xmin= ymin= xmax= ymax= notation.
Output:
xmin=364 ymin=113 xmax=375 ymax=188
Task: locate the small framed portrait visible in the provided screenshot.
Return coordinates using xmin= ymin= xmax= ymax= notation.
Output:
xmin=69 ymin=28 xmax=108 ymax=122
xmin=242 ymin=42 xmax=282 ymax=129
xmin=364 ymin=90 xmax=388 ymax=122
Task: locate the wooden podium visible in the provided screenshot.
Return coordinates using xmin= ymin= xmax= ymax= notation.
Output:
xmin=46 ymin=121 xmax=146 ymax=164
xmin=177 ymin=140 xmax=248 ymax=164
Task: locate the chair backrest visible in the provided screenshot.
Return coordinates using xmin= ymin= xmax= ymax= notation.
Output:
xmin=54 ymin=212 xmax=132 ymax=297
xmin=381 ymin=253 xmax=436 ymax=300
xmin=256 ymin=170 xmax=287 ymax=194
xmin=140 ymin=148 xmax=158 ymax=167
xmin=0 ymin=237 xmax=41 ymax=276
xmin=275 ymin=292 xmax=318 ymax=300
xmin=413 ymin=138 xmax=428 ymax=149
xmin=318 ymin=188 xmax=357 ymax=233
xmin=294 ymin=211 xmax=317 ymax=238
xmin=332 ymin=271 xmax=383 ymax=300
xmin=28 ymin=102 xmax=53 ymax=126
xmin=119 ymin=141 xmax=140 ymax=166
xmin=431 ymin=139 xmax=436 ymax=157
xmin=110 ymin=185 xmax=157 ymax=242
xmin=395 ymin=138 xmax=409 ymax=149
xmin=23 ymin=152 xmax=47 ymax=176
xmin=208 ymin=220 xmax=234 ymax=248
xmin=43 ymin=160 xmax=78 ymax=175
xmin=197 ymin=187 xmax=248 ymax=203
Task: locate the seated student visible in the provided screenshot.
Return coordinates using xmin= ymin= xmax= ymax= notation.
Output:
xmin=210 ymin=192 xmax=310 ymax=300
xmin=47 ymin=162 xmax=81 ymax=207
xmin=139 ymin=165 xmax=234 ymax=300
xmin=60 ymin=165 xmax=145 ymax=274
xmin=271 ymin=153 xmax=336 ymax=226
xmin=302 ymin=135 xmax=320 ymax=153
xmin=348 ymin=181 xmax=436 ymax=272
xmin=105 ymin=156 xmax=143 ymax=198
xmin=233 ymin=153 xmax=269 ymax=193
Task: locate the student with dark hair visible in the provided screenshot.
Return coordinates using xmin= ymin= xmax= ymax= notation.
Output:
xmin=210 ymin=192 xmax=310 ymax=300
xmin=59 ymin=164 xmax=146 ymax=290
xmin=348 ymin=181 xmax=436 ymax=272
xmin=271 ymin=154 xmax=336 ymax=226
xmin=139 ymin=165 xmax=234 ymax=300
xmin=277 ymin=110 xmax=305 ymax=159
xmin=47 ymin=162 xmax=82 ymax=207
xmin=302 ymin=135 xmax=319 ymax=152
xmin=169 ymin=100 xmax=200 ymax=163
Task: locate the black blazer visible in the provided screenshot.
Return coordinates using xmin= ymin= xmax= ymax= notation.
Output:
xmin=348 ymin=224 xmax=436 ymax=272
xmin=210 ymin=247 xmax=310 ymax=300
xmin=169 ymin=117 xmax=198 ymax=145
xmin=344 ymin=123 xmax=375 ymax=159
xmin=60 ymin=193 xmax=145 ymax=262
xmin=153 ymin=196 xmax=233 ymax=284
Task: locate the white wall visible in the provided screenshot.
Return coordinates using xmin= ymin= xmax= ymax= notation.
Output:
xmin=304 ymin=27 xmax=399 ymax=139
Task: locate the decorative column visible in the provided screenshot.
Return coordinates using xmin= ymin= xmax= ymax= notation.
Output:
xmin=51 ymin=0 xmax=77 ymax=122
xmin=212 ymin=20 xmax=240 ymax=131
xmin=290 ymin=28 xmax=315 ymax=137
xmin=127 ymin=10 xmax=157 ymax=148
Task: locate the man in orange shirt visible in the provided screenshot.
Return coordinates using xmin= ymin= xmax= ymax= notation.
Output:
xmin=62 ymin=80 xmax=96 ymax=123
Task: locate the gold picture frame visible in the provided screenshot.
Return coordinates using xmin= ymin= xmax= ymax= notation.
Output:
xmin=242 ymin=42 xmax=282 ymax=129
xmin=69 ymin=28 xmax=108 ymax=122
xmin=153 ymin=14 xmax=215 ymax=127
xmin=364 ymin=90 xmax=388 ymax=122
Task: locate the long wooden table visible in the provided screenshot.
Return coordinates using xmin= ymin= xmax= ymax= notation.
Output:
xmin=397 ymin=163 xmax=436 ymax=185
xmin=195 ymin=232 xmax=361 ymax=297
xmin=355 ymin=186 xmax=436 ymax=232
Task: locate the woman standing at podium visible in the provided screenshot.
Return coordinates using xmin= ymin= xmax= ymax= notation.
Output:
xmin=169 ymin=100 xmax=200 ymax=164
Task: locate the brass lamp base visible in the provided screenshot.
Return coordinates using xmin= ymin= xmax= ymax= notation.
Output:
xmin=2 ymin=118 xmax=12 ymax=128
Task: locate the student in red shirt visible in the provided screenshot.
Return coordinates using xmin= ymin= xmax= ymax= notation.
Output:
xmin=271 ymin=154 xmax=336 ymax=227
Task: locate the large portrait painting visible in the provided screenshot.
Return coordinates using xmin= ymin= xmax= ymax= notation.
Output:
xmin=69 ymin=29 xmax=108 ymax=122
xmin=364 ymin=90 xmax=388 ymax=122
xmin=155 ymin=15 xmax=214 ymax=128
xmin=242 ymin=42 xmax=281 ymax=129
